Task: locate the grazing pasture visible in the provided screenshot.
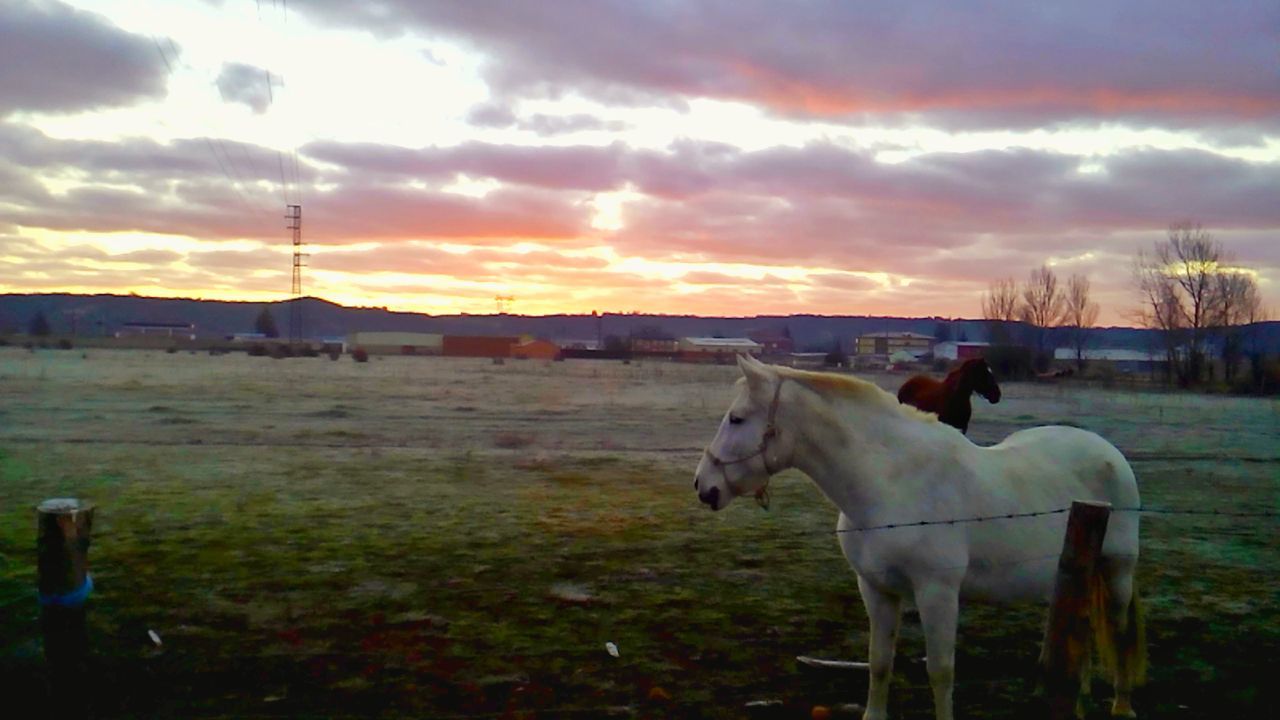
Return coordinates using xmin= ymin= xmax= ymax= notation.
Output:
xmin=0 ymin=349 xmax=1276 ymax=718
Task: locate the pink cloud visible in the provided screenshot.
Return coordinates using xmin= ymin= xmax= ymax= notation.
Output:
xmin=299 ymin=1 xmax=1280 ymax=131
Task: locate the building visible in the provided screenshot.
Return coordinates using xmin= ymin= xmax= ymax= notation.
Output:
xmin=443 ymin=335 xmax=518 ymax=358
xmin=854 ymin=331 xmax=935 ymax=359
xmin=115 ymin=321 xmax=196 ymax=340
xmin=678 ymin=337 xmax=762 ymax=362
xmin=1053 ymin=348 xmax=1168 ymax=374
xmin=748 ymin=329 xmax=795 ymax=356
xmin=510 ymin=338 xmax=562 ymax=360
xmin=630 ymin=337 xmax=679 ymax=354
xmin=346 ymin=331 xmax=443 ymax=355
xmin=934 ymin=341 xmax=991 ymax=361
xmin=317 ymin=336 xmax=347 ymax=354
xmin=786 ymin=353 xmax=833 ymax=369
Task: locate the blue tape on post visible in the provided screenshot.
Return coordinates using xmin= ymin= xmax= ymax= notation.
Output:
xmin=38 ymin=574 xmax=93 ymax=608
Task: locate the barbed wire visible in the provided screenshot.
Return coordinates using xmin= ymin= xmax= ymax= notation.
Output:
xmin=822 ymin=504 xmax=1279 ymax=535
xmin=4 ymin=431 xmax=1279 ymax=465
xmin=6 ymin=515 xmax=1274 ymax=718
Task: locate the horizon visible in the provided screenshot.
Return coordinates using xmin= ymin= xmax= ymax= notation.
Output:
xmin=3 ymin=289 xmax=1227 ymax=331
xmin=2 ymin=1 xmax=1278 ymax=325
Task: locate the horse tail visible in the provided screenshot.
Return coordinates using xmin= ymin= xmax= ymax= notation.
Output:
xmin=1117 ymin=585 xmax=1148 ymax=688
xmin=1087 ymin=569 xmax=1117 ymax=680
xmin=1088 ymin=572 xmax=1147 ymax=690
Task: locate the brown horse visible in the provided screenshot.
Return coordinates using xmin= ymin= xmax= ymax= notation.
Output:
xmin=897 ymin=358 xmax=1001 ymax=433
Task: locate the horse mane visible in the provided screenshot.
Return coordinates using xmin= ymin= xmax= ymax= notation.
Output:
xmin=773 ymin=366 xmax=939 ymax=425
xmin=943 ymin=358 xmax=978 ymax=382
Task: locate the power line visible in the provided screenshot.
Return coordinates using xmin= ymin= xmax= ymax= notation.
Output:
xmin=214 ymin=137 xmax=271 ymax=214
xmin=291 ymin=147 xmax=303 ymax=206
xmin=151 ymin=35 xmax=267 ymax=219
xmin=276 ymin=0 xmax=303 ymax=206
xmin=276 ymin=147 xmax=291 ymax=206
xmin=234 ymin=140 xmax=265 ymax=191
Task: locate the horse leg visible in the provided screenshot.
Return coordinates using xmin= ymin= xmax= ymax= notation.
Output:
xmin=858 ymin=577 xmax=902 ymax=720
xmin=915 ymin=582 xmax=960 ymax=720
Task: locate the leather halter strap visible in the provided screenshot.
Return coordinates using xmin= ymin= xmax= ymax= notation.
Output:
xmin=703 ymin=378 xmax=784 ymax=509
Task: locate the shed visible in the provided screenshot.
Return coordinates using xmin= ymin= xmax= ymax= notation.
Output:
xmin=934 ymin=341 xmax=991 ymax=361
xmin=747 ymin=329 xmax=795 ymax=355
xmin=511 ymin=339 xmax=561 ymax=360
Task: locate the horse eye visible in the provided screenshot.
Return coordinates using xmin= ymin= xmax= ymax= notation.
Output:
xmin=728 ymin=414 xmax=745 ymax=425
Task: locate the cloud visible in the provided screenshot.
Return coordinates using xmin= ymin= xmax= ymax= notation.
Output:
xmin=297 ymin=0 xmax=1280 ymax=131
xmin=521 ymin=113 xmax=629 ymax=136
xmin=215 ymin=63 xmax=278 ymax=114
xmin=1 ymin=122 xmax=605 ymax=246
xmin=3 ymin=88 xmax=1276 ymax=323
xmin=807 ymin=273 xmax=884 ymax=293
xmin=187 ymin=248 xmax=284 ymax=271
xmin=7 ymin=119 xmax=1276 ymax=281
xmin=466 ymin=101 xmax=517 ymax=128
xmin=305 ymin=138 xmax=627 ymax=191
xmin=466 ymin=102 xmax=629 ymax=136
xmin=306 ymin=244 xmax=611 ymax=278
xmin=302 ymin=185 xmax=592 ymax=244
xmin=0 ymin=237 xmax=229 ymax=294
xmin=0 ymin=0 xmax=168 ymax=117
xmin=0 ymin=122 xmax=278 ymax=189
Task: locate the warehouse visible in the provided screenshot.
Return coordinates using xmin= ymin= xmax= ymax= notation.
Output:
xmin=677 ymin=337 xmax=761 ymax=363
xmin=443 ymin=335 xmax=519 ymax=358
xmin=346 ymin=332 xmax=443 ymax=355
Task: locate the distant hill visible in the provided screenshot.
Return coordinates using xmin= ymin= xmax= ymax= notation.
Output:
xmin=3 ymin=292 xmax=1278 ymax=354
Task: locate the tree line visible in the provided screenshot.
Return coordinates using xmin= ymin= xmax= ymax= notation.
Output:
xmin=982 ymin=221 xmax=1270 ymax=390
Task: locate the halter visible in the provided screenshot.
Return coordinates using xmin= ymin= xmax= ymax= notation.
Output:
xmin=703 ymin=379 xmax=784 ymax=509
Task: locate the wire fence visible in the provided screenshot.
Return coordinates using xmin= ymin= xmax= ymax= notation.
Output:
xmin=7 ymin=421 xmax=1276 ymax=718
xmin=9 ymin=502 xmax=1276 ymax=719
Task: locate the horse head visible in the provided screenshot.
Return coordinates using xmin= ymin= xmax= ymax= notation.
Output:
xmin=693 ymin=355 xmax=792 ymax=511
xmin=968 ymin=358 xmax=1002 ymax=403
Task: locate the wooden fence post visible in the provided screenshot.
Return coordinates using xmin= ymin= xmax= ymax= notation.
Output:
xmin=37 ymin=497 xmax=95 ymax=719
xmin=1042 ymin=500 xmax=1111 ymax=720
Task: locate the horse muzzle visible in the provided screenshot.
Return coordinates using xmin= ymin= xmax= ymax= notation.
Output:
xmin=698 ymin=485 xmax=722 ymax=510
xmin=693 ymin=463 xmax=726 ymax=511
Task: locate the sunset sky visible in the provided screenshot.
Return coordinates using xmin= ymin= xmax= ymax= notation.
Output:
xmin=2 ymin=0 xmax=1277 ymax=325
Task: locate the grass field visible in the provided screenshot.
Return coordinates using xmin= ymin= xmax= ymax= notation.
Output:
xmin=1 ymin=348 xmax=1277 ymax=719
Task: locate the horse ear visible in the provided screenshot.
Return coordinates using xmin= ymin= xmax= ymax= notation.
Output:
xmin=737 ymin=353 xmax=773 ymax=394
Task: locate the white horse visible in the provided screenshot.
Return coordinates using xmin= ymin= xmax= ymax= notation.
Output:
xmin=694 ymin=356 xmax=1146 ymax=720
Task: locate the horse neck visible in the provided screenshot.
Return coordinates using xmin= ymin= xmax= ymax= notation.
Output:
xmin=784 ymin=385 xmax=944 ymax=520
xmin=945 ymin=366 xmax=973 ymax=395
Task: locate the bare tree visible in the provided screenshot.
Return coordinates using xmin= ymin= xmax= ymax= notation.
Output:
xmin=982 ymin=277 xmax=1020 ymax=321
xmin=1063 ymin=274 xmax=1100 ymax=371
xmin=1132 ymin=248 xmax=1181 ymax=383
xmin=1213 ymin=271 xmax=1264 ymax=383
xmin=982 ymin=277 xmax=1020 ymax=345
xmin=1019 ymin=265 xmax=1065 ymax=359
xmin=1133 ymin=222 xmax=1241 ymax=386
